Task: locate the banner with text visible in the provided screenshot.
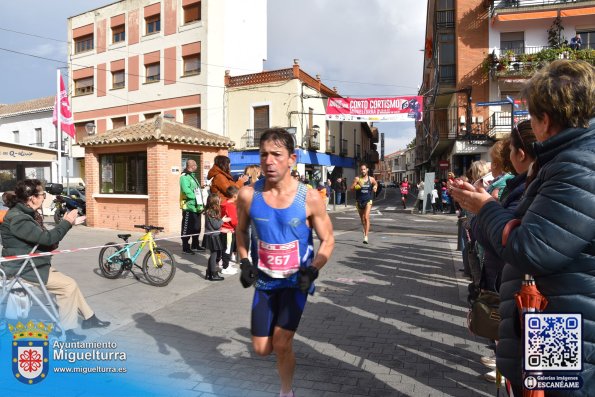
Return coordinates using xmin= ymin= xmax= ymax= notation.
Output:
xmin=325 ymin=96 xmax=423 ymax=122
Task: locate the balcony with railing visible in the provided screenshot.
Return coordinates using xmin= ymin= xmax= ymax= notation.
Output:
xmin=484 ymin=46 xmax=595 ymax=79
xmin=490 ymin=0 xmax=595 ymax=16
xmin=240 ymin=128 xmax=267 ymax=149
xmin=304 ymin=128 xmax=320 ymax=150
xmin=435 ymin=10 xmax=454 ymax=29
xmin=340 ymin=139 xmax=348 ymax=156
xmin=327 ymin=135 xmax=336 ymax=153
xmin=487 ymin=111 xmax=530 ymax=138
xmin=438 ymin=64 xmax=456 ymax=85
xmin=49 ymin=139 xmax=68 ymax=153
xmin=29 ymin=142 xmax=45 ymax=148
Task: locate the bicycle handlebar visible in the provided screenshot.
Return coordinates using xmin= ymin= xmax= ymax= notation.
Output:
xmin=134 ymin=224 xmax=164 ymax=232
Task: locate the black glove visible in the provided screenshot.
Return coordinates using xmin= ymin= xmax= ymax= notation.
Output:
xmin=298 ymin=266 xmax=319 ymax=293
xmin=239 ymin=258 xmax=258 ymax=288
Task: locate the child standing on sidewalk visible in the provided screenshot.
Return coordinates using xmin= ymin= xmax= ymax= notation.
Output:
xmin=431 ymin=186 xmax=439 ymax=214
xmin=220 ymin=186 xmax=239 ymax=275
xmin=201 ymin=194 xmax=230 ymax=281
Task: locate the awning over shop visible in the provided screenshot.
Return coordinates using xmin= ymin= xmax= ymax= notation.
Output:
xmin=229 ymin=150 xmax=354 ymax=173
xmin=494 ymin=10 xmax=557 ymax=22
xmin=229 ymin=150 xmax=261 ymax=173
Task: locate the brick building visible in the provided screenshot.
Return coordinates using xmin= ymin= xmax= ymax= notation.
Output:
xmin=80 ymin=116 xmax=232 ymax=231
xmin=417 ymin=0 xmax=595 ymax=179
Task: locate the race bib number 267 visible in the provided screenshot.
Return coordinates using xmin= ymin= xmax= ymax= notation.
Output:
xmin=257 ymin=240 xmax=300 ymax=278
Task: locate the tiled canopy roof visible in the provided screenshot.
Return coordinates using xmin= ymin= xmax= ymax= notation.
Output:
xmin=0 ymin=96 xmax=54 ymax=118
xmin=80 ymin=117 xmax=234 ymax=148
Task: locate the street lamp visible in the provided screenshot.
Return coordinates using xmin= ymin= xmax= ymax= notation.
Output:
xmin=311 ymin=125 xmax=320 ymax=138
xmin=85 ymin=122 xmax=96 ymax=135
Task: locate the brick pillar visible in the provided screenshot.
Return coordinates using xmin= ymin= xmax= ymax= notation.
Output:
xmin=146 ymin=143 xmax=170 ymax=230
xmin=84 ymin=149 xmax=100 ymax=227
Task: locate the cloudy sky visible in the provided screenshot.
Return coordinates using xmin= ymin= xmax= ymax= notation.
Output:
xmin=0 ymin=0 xmax=427 ymax=154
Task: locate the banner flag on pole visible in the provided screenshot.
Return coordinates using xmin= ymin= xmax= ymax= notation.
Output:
xmin=325 ymin=96 xmax=423 ymax=122
xmin=52 ymin=72 xmax=75 ymax=138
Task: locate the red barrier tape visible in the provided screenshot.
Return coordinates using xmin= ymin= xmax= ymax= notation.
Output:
xmin=0 ymin=231 xmax=226 ymax=263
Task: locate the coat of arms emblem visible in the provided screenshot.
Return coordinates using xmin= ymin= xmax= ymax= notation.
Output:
xmin=9 ymin=320 xmax=53 ymax=385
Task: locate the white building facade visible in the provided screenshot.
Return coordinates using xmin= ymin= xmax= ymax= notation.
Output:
xmin=0 ymin=96 xmax=81 ymax=189
xmin=225 ymin=60 xmax=379 ymax=184
xmin=68 ymin=0 xmax=267 ymax=175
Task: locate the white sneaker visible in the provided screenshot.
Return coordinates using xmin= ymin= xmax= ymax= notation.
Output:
xmin=221 ymin=267 xmax=238 ymax=275
xmin=483 ymin=370 xmax=505 ymax=384
xmin=480 ymin=356 xmax=496 ymax=369
xmin=230 ymin=254 xmax=237 ymax=263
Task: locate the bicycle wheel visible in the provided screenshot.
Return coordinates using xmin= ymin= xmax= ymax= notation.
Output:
xmin=98 ymin=242 xmax=125 ymax=279
xmin=142 ymin=247 xmax=176 ymax=287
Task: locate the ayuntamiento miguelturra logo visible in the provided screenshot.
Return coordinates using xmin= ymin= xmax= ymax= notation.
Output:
xmin=9 ymin=320 xmax=52 ymax=385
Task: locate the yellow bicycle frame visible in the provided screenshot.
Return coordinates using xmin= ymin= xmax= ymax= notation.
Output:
xmin=138 ymin=230 xmax=163 ymax=268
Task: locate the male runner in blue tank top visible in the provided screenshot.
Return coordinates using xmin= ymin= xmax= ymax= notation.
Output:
xmin=350 ymin=163 xmax=378 ymax=244
xmin=236 ymin=128 xmax=335 ymax=397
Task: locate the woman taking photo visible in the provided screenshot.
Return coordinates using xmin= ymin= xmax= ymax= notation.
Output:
xmin=1 ymin=179 xmax=110 ymax=341
xmin=207 ymin=155 xmax=248 ymax=200
xmin=451 ymin=60 xmax=595 ymax=395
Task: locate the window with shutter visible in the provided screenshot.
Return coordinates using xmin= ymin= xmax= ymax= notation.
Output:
xmin=112 ymin=117 xmax=126 ymax=129
xmin=146 ymin=63 xmax=160 ymax=83
xmin=183 ymin=3 xmax=200 ymax=24
xmin=500 ymin=32 xmax=524 ymax=55
xmin=75 ymin=122 xmax=87 ymax=143
xmin=183 ymin=54 xmax=200 ymax=76
xmin=182 ymin=108 xmax=201 ymax=129
xmin=253 ymin=106 xmax=269 ymax=132
xmin=75 ymin=77 xmax=94 ymax=96
xmin=112 ymin=70 xmax=125 ymax=89
xmin=75 ymin=34 xmax=94 ymax=54
xmin=112 ymin=25 xmax=125 ymax=43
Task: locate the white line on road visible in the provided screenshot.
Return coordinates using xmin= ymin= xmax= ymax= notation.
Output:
xmin=384 ymin=206 xmax=397 ymax=211
xmin=336 ymin=217 xmax=355 ymax=220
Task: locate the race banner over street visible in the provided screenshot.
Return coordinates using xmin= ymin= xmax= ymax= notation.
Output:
xmin=325 ymin=96 xmax=423 ymax=122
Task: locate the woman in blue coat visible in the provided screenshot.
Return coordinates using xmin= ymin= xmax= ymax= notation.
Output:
xmin=451 ymin=60 xmax=595 ymax=396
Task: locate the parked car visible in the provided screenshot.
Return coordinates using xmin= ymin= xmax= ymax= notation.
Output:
xmin=386 ymin=181 xmax=397 ymax=188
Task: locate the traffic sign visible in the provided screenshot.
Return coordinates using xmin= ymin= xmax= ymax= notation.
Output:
xmin=513 ymin=110 xmax=529 ymax=116
xmin=476 ymin=100 xmax=514 ymax=107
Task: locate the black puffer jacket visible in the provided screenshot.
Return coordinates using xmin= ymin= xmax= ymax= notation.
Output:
xmin=476 ymin=119 xmax=595 ymax=395
xmin=472 ymin=172 xmax=528 ymax=292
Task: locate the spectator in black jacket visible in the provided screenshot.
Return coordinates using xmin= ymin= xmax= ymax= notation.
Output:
xmin=332 ymin=177 xmax=346 ymax=205
xmin=451 ymin=60 xmax=595 ymax=396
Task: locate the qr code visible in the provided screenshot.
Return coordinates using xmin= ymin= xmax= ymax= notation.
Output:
xmin=524 ymin=313 xmax=582 ymax=371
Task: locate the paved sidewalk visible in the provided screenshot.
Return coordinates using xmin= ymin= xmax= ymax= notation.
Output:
xmin=1 ymin=212 xmax=496 ymax=396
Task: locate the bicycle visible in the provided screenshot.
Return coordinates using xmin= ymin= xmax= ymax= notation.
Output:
xmin=98 ymin=225 xmax=176 ymax=287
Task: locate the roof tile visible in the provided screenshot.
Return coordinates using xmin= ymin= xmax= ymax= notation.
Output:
xmin=80 ymin=117 xmax=234 ymax=148
xmin=0 ymin=96 xmax=54 ymax=118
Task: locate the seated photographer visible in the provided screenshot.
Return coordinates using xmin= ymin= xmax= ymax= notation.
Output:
xmin=0 ymin=179 xmax=110 ymax=341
